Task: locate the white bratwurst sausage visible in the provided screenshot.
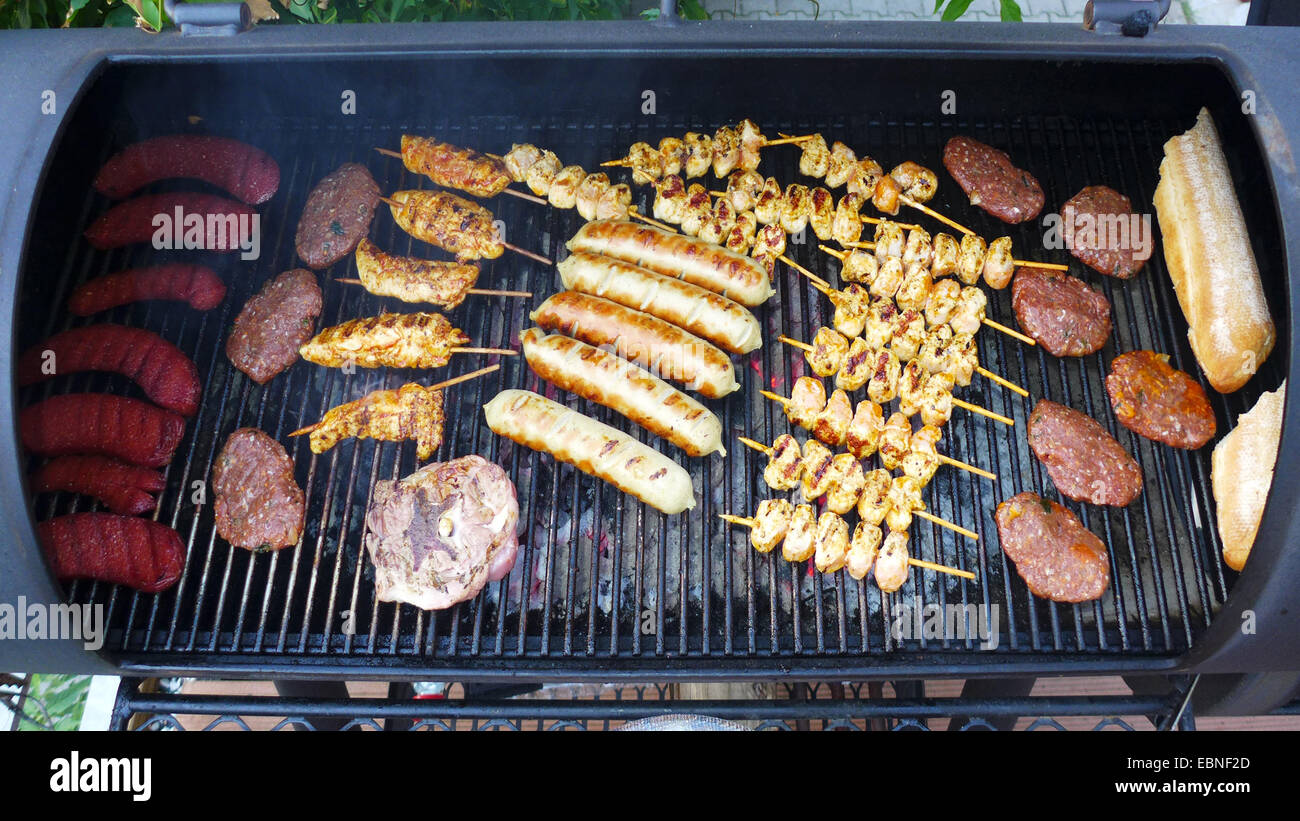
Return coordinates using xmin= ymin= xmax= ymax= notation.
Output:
xmin=483 ymin=389 xmax=695 ymax=515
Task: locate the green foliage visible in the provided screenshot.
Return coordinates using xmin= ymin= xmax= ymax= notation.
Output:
xmin=934 ymin=0 xmax=1023 ymax=21
xmin=0 ymin=0 xmax=630 ymax=28
xmin=14 ymin=675 xmax=91 ymax=732
xmin=641 ymin=0 xmax=709 ymax=20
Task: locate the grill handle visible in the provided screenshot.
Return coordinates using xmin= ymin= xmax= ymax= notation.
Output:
xmin=1084 ymin=0 xmax=1170 ymax=35
xmin=163 ymin=0 xmax=251 ymax=36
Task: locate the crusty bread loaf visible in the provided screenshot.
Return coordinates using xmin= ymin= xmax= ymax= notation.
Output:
xmin=1154 ymin=108 xmax=1275 ymax=393
xmin=1212 ymin=381 xmax=1286 ymax=571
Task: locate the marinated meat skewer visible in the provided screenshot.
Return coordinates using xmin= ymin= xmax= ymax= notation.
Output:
xmin=383 ymin=190 xmax=552 ymax=265
xmin=289 ymin=365 xmax=498 ymax=461
xmin=337 ymin=239 xmax=531 ymax=308
xmin=374 ymin=136 xmax=544 ymax=203
xmin=602 ymin=122 xmax=815 ymax=181
xmin=298 ymin=312 xmax=515 ymax=370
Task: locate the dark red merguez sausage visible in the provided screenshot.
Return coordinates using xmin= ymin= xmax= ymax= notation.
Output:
xmin=94 ymin=135 xmax=280 ymax=205
xmin=84 ymin=192 xmax=257 ymax=251
xmin=32 ymin=455 xmax=166 ymax=516
xmin=17 ymin=325 xmax=202 ymax=416
xmin=21 ymin=394 xmax=186 ymax=468
xmin=38 ymin=513 xmax=184 ymax=593
xmin=69 ymin=264 xmax=226 ymax=316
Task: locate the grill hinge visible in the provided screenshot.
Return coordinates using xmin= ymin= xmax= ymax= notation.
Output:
xmin=1083 ymin=0 xmax=1171 ymax=36
xmin=164 ymin=0 xmax=251 ymax=36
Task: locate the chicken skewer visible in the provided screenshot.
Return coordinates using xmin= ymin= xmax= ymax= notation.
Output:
xmin=601 ymin=122 xmax=816 ymax=182
xmin=626 ymin=208 xmax=811 ymax=285
xmin=382 ymin=192 xmax=552 ymax=265
xmin=718 ymin=507 xmax=975 ymax=583
xmin=838 ymin=238 xmax=1067 ymax=275
xmin=299 ymin=312 xmax=516 ymax=370
xmin=373 ymin=139 xmax=547 ymax=204
xmin=334 ymin=239 xmax=531 ymax=307
xmin=774 ymin=336 xmax=1014 ymax=426
xmin=705 ymin=183 xmax=921 ymax=232
xmin=288 ymin=364 xmax=499 ymax=461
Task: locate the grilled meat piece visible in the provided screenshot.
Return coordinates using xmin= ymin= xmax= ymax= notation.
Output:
xmin=857 ymin=468 xmax=892 ymax=526
xmin=39 ymin=513 xmax=184 ymax=594
xmin=212 ymin=428 xmax=305 ymax=551
xmin=783 ymin=503 xmax=817 ymax=563
xmin=296 ymin=382 xmax=446 ymax=461
xmin=943 ymin=135 xmax=1044 ymax=224
xmin=355 ymin=239 xmax=480 ymax=309
xmin=800 ymin=439 xmax=836 ymax=502
xmin=299 ymin=312 xmax=470 ymax=370
xmin=295 ymin=162 xmax=380 ymax=269
xmin=1063 ymin=185 xmax=1149 ymax=279
xmin=824 ymin=454 xmax=865 ymax=516
xmin=814 ymin=511 xmax=851 ymax=574
xmin=786 ymin=376 xmax=826 ymax=430
xmin=847 ymin=521 xmax=882 ymax=581
xmin=227 ymin=269 xmax=322 ymax=384
xmin=996 ymin=492 xmax=1110 ymax=603
xmin=1011 ymin=267 xmax=1112 ymax=357
xmin=388 ymin=189 xmax=502 ymax=260
xmin=751 ymin=498 xmax=793 ymax=554
xmin=875 ymin=531 xmax=910 ymax=593
xmin=364 ymin=455 xmax=519 ymax=611
xmin=846 ymin=400 xmax=884 ymax=460
xmin=1028 ymin=399 xmax=1143 ymax=506
xmin=811 ymin=388 xmax=852 ymax=447
xmin=807 ymin=326 xmax=850 ymax=377
xmin=1106 ymin=350 xmax=1216 ymax=449
xmin=763 ymin=433 xmax=803 ymax=491
xmin=399 ymin=135 xmax=511 ymax=198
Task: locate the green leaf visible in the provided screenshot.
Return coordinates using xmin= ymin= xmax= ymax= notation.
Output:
xmin=940 ymin=0 xmax=974 ymax=20
xmin=70 ymin=0 xmax=95 ymax=12
xmin=679 ymin=0 xmax=708 ymax=19
xmin=999 ymin=0 xmax=1021 ymax=21
xmin=104 ymin=4 xmax=139 ymax=25
xmin=933 ymin=0 xmax=944 ymax=12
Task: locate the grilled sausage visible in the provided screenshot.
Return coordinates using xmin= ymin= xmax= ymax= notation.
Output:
xmin=1106 ymin=351 xmax=1216 ymax=449
xmin=529 ymin=291 xmax=738 ymax=399
xmin=1027 ymin=399 xmax=1143 ymax=506
xmin=566 ymin=221 xmax=773 ymax=307
xmin=520 ymin=329 xmax=725 ymax=458
xmin=1010 ymin=267 xmax=1112 ymax=357
xmin=94 ymin=135 xmax=279 ymax=204
xmin=943 ymin=136 xmax=1044 ymax=224
xmin=31 ymin=455 xmax=166 ymax=516
xmin=68 ymin=263 xmax=226 ymax=316
xmin=995 ymin=492 xmax=1110 ymax=603
xmin=85 ymin=192 xmax=256 ymax=251
xmin=295 ymin=162 xmax=380 ymax=269
xmin=38 ymin=513 xmax=185 ymax=593
xmin=18 ymin=325 xmax=202 ymax=416
xmin=483 ymin=389 xmax=695 ymax=514
xmin=557 ymin=251 xmax=761 ymax=355
xmin=21 ymin=394 xmax=186 ymax=468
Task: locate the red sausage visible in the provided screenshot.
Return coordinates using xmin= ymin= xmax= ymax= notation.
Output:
xmin=17 ymin=325 xmax=201 ymax=416
xmin=69 ymin=264 xmax=226 ymax=316
xmin=94 ymin=135 xmax=280 ymax=205
xmin=84 ymin=192 xmax=257 ymax=251
xmin=32 ymin=455 xmax=166 ymax=516
xmin=21 ymin=394 xmax=186 ymax=468
xmin=38 ymin=513 xmax=184 ymax=593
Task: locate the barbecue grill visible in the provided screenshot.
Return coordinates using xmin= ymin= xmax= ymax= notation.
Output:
xmin=2 ymin=18 xmax=1298 ymax=717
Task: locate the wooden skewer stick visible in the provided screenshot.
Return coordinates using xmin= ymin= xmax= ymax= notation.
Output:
xmin=627 ymin=206 xmax=675 ymax=232
xmin=737 ymin=436 xmax=774 ymax=457
xmin=951 ymin=398 xmax=1014 ymax=427
xmin=862 ymin=215 xmax=923 ymax=231
xmin=718 ymin=513 xmax=757 ymax=528
xmin=976 ymin=365 xmax=1029 ymax=397
xmin=908 ymin=555 xmax=978 ymax=579
xmin=899 ymin=195 xmax=975 ymax=236
xmin=600 ymin=159 xmax=632 ymax=168
xmin=777 ymin=255 xmax=831 ymax=289
xmin=336 ymin=279 xmax=532 ymax=299
xmin=777 ymin=335 xmax=814 ymax=353
xmin=451 ymin=346 xmax=517 ymax=356
xmin=373 ymin=147 xmax=548 ymax=204
xmin=762 ymin=134 xmax=816 ymax=147
xmin=981 ymin=317 xmax=1036 ymax=347
xmin=758 ymin=389 xmax=790 ymax=408
xmin=289 ymin=364 xmax=502 ymax=437
xmin=914 ymin=510 xmax=979 ymax=542
xmin=1015 ymin=260 xmax=1070 ymax=272
xmin=936 ymin=453 xmax=996 ymax=481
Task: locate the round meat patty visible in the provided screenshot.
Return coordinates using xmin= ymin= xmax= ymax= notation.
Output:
xmin=295 ymin=162 xmax=380 ymax=269
xmin=1011 ymin=266 xmax=1112 ymax=357
xmin=1061 ymin=185 xmax=1149 ymax=279
xmin=1027 ymin=399 xmax=1143 ymax=506
xmin=226 ymin=268 xmax=322 ymax=384
xmin=942 ymin=135 xmax=1044 ymax=224
xmin=995 ymin=492 xmax=1110 ymax=603
xmin=1106 ymin=350 xmax=1216 ymax=449
xmin=212 ymin=427 xmax=305 ymax=551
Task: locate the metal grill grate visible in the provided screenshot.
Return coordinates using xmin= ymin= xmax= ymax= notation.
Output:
xmin=19 ymin=99 xmax=1285 ymax=677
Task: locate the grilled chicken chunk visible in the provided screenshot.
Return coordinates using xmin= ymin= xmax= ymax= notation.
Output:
xmin=783 ymin=503 xmax=817 ymax=562
xmin=857 ymin=468 xmax=892 ymax=526
xmin=751 ymin=498 xmax=793 ymax=553
xmin=846 ymin=399 xmax=884 ymax=459
xmin=800 ymin=439 xmax=836 ymax=502
xmin=799 ymin=134 xmax=831 ymax=179
xmin=355 ymin=239 xmax=479 ymax=309
xmin=847 ymin=521 xmax=883 ymax=580
xmin=824 ymin=454 xmax=865 ymax=516
xmin=786 ymin=376 xmax=826 ymax=429
xmin=294 ymin=382 xmax=446 ymax=461
xmin=807 ymin=326 xmax=850 ymax=377
xmin=875 ymin=531 xmax=910 ymax=593
xmin=814 ymin=511 xmax=851 ymax=574
xmin=811 ymin=388 xmax=852 ymax=447
xmin=764 ymin=433 xmax=804 ymax=491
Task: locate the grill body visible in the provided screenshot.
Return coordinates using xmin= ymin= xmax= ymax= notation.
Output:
xmin=1 ymin=23 xmax=1297 ymax=705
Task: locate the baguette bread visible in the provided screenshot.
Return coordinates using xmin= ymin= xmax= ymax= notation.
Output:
xmin=1212 ymin=381 xmax=1286 ymax=571
xmin=1154 ymin=107 xmax=1275 ymax=393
